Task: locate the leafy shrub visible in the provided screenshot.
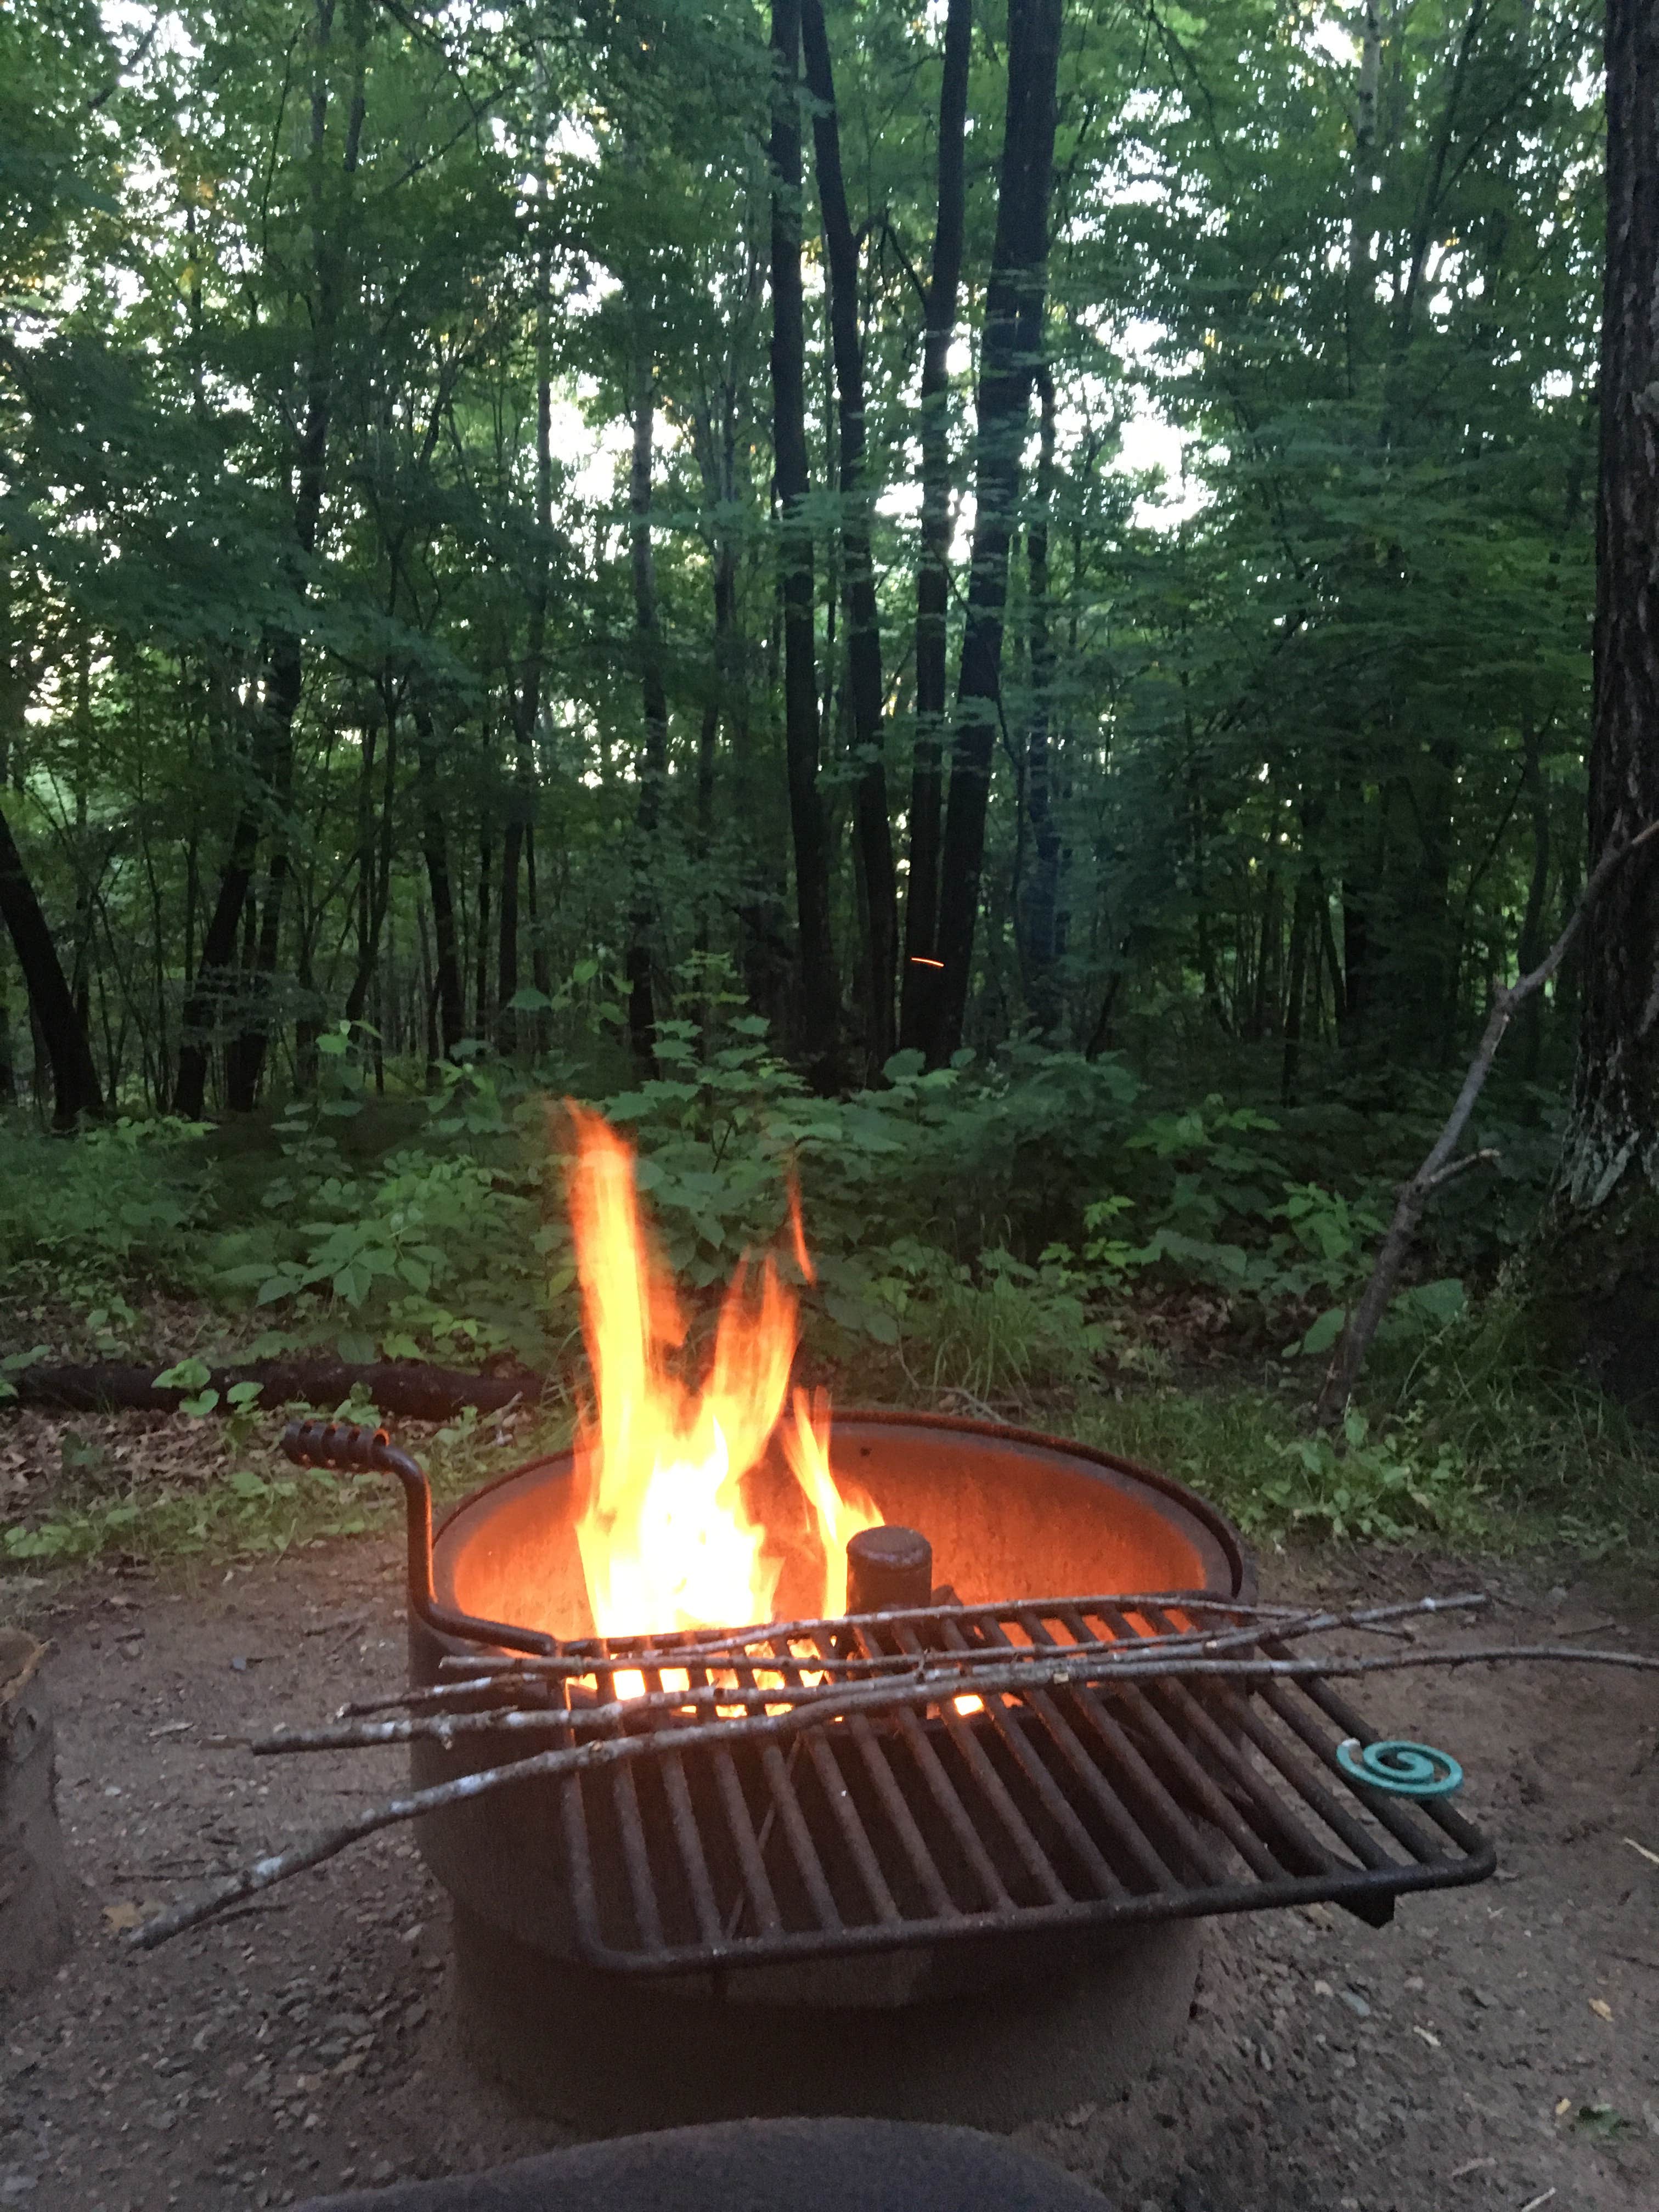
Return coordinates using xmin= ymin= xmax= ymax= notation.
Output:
xmin=0 ymin=1117 xmax=217 ymax=1298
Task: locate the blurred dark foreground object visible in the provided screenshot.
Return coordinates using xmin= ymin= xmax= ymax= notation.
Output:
xmin=291 ymin=2117 xmax=1117 ymax=2212
xmin=0 ymin=1630 xmax=74 ymax=1999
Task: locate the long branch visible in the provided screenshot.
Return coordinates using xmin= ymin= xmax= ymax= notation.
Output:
xmin=134 ymin=1635 xmax=1655 ymax=1951
xmin=1313 ymin=820 xmax=1659 ymax=1427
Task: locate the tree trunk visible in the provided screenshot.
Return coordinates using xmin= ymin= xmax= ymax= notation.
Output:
xmin=1516 ymin=712 xmax=1552 ymax=1079
xmin=0 ymin=800 xmax=105 ymax=1126
xmin=899 ymin=0 xmax=972 ymax=1055
xmin=770 ymin=0 xmax=839 ymax=1085
xmin=1018 ymin=369 xmax=1062 ymax=1034
xmin=930 ymin=0 xmax=1063 ymax=1063
xmin=414 ymin=707 xmax=465 ymax=1058
xmin=1538 ymin=0 xmax=1659 ymax=1407
xmin=343 ymin=701 xmax=397 ymax=1026
xmin=498 ymin=201 xmax=554 ymax=1057
xmin=626 ymin=308 xmax=669 ymax=1075
xmin=1558 ymin=0 xmax=1659 ymax=1208
xmin=803 ymin=0 xmax=896 ymax=1077
xmin=191 ymin=0 xmax=366 ymax=1115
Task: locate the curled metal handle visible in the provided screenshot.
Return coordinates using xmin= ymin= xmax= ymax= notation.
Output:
xmin=280 ymin=1417 xmax=556 ymax=1658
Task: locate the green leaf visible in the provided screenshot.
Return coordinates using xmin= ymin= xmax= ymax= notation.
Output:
xmin=154 ymin=1356 xmax=212 ymax=1392
xmin=336 ymin=1330 xmax=377 ymax=1367
xmin=507 ymin=985 xmax=554 ymax=1011
xmin=1295 ymin=1307 xmax=1346 ymax=1358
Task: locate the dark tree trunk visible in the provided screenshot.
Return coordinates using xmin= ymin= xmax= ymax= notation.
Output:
xmin=627 ymin=311 xmax=669 ymax=1075
xmin=343 ymin=701 xmax=397 ymax=1026
xmin=498 ymin=180 xmax=555 ymax=1057
xmin=474 ymin=826 xmax=492 ymax=1043
xmin=899 ymin=0 xmax=971 ymax=1055
xmin=930 ymin=0 xmax=1063 ymax=1063
xmin=770 ymin=0 xmax=839 ymax=1085
xmin=1281 ymin=874 xmax=1314 ymax=1105
xmin=802 ymin=0 xmax=896 ymax=1077
xmin=0 ymin=801 xmax=105 ymax=1126
xmin=1516 ymin=712 xmax=1552 ymax=1079
xmin=1558 ymin=0 xmax=1659 ymax=1212
xmin=1018 ymin=368 xmax=1062 ymax=1033
xmin=414 ymin=707 xmax=464 ymax=1058
xmin=236 ymin=0 xmax=366 ymax=1109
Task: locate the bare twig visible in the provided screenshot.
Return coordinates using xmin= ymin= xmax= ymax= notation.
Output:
xmin=430 ymin=1588 xmax=1481 ymax=1683
xmin=134 ymin=1634 xmax=1654 ymax=1952
xmin=1313 ymin=820 xmax=1659 ymax=1427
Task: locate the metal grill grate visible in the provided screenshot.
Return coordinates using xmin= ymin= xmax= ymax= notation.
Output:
xmin=523 ymin=1598 xmax=1494 ymax=1974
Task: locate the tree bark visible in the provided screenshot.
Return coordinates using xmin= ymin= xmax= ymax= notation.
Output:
xmin=1018 ymin=368 xmax=1062 ymax=1034
xmin=414 ymin=706 xmax=465 ymax=1058
xmin=1556 ymin=0 xmax=1659 ymax=1214
xmin=626 ymin=308 xmax=669 ymax=1075
xmin=930 ymin=0 xmax=1063 ymax=1063
xmin=498 ymin=199 xmax=554 ymax=1058
xmin=182 ymin=0 xmax=366 ymax=1115
xmin=802 ymin=0 xmax=896 ymax=1077
xmin=899 ymin=0 xmax=972 ymax=1056
xmin=770 ymin=0 xmax=839 ymax=1085
xmin=0 ymin=799 xmax=105 ymax=1125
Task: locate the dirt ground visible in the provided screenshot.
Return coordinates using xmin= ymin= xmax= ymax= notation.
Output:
xmin=1 ymin=1533 xmax=1655 ymax=2212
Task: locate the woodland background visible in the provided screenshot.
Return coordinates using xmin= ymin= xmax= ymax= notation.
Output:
xmin=3 ymin=0 xmax=1656 ymax=1570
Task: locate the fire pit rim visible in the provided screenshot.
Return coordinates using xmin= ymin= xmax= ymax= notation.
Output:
xmin=430 ymin=1406 xmax=1256 ymax=1642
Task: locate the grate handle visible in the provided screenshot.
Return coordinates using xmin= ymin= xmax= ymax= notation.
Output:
xmin=280 ymin=1418 xmax=556 ymax=1657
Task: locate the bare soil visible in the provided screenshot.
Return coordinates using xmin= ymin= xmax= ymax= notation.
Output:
xmin=0 ymin=1538 xmax=1655 ymax=2212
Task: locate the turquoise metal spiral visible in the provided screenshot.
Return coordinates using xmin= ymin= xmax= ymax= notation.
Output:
xmin=1335 ymin=1736 xmax=1463 ymax=1798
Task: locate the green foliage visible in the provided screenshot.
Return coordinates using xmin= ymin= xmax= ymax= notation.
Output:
xmin=0 ymin=1118 xmax=217 ymax=1302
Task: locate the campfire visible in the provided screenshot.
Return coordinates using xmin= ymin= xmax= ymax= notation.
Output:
xmin=560 ymin=1105 xmax=879 ymax=1651
xmin=129 ymin=1107 xmax=1533 ymax=2126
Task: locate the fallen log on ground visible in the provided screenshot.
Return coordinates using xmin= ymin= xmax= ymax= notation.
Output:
xmin=7 ymin=1358 xmax=545 ymax=1422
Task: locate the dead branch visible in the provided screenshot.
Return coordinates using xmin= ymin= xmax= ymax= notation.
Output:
xmin=1313 ymin=820 xmax=1659 ymax=1428
xmin=134 ymin=1633 xmax=1655 ymax=1953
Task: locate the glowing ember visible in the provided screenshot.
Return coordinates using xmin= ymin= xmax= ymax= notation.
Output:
xmin=563 ymin=1106 xmax=881 ymax=1646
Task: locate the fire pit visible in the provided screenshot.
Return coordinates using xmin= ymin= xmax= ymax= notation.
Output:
xmin=256 ymin=1118 xmax=1492 ymax=2130
xmin=405 ymin=1410 xmax=1257 ymax=2125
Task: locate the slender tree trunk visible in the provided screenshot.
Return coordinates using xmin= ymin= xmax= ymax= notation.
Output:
xmin=1018 ymin=369 xmax=1062 ymax=1033
xmin=474 ymin=826 xmax=492 ymax=1044
xmin=343 ymin=701 xmax=397 ymax=1025
xmin=188 ymin=0 xmax=366 ymax=1115
xmin=0 ymin=801 xmax=105 ymax=1125
xmin=1281 ymin=874 xmax=1314 ymax=1105
xmin=770 ymin=0 xmax=839 ymax=1084
xmin=899 ymin=0 xmax=972 ymax=1054
xmin=414 ymin=707 xmax=464 ymax=1058
xmin=929 ymin=0 xmax=1063 ymax=1063
xmin=498 ymin=204 xmax=554 ymax=1056
xmin=1517 ymin=712 xmax=1552 ymax=1079
xmin=627 ymin=308 xmax=669 ymax=1074
xmin=1344 ymin=0 xmax=1381 ymax=398
xmin=802 ymin=0 xmax=896 ymax=1076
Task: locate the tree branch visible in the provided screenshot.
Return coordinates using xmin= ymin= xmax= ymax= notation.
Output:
xmin=1313 ymin=820 xmax=1659 ymax=1428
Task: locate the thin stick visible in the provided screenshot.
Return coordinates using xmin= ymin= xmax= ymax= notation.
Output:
xmin=289 ymin=1594 xmax=1492 ymax=1749
xmin=134 ymin=1638 xmax=1656 ymax=1951
xmin=346 ymin=1593 xmax=1485 ymax=1719
xmin=1313 ymin=818 xmax=1659 ymax=1428
xmin=431 ymin=1588 xmax=1487 ymax=1681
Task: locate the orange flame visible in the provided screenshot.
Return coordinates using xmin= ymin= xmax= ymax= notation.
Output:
xmin=563 ymin=1107 xmax=880 ymax=1644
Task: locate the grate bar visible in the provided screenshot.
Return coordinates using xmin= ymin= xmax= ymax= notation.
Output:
xmin=931 ymin=1620 xmax=1124 ymax=1900
xmin=974 ymin=1615 xmax=1173 ymax=1894
xmin=550 ymin=1607 xmax=1494 ymax=1974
